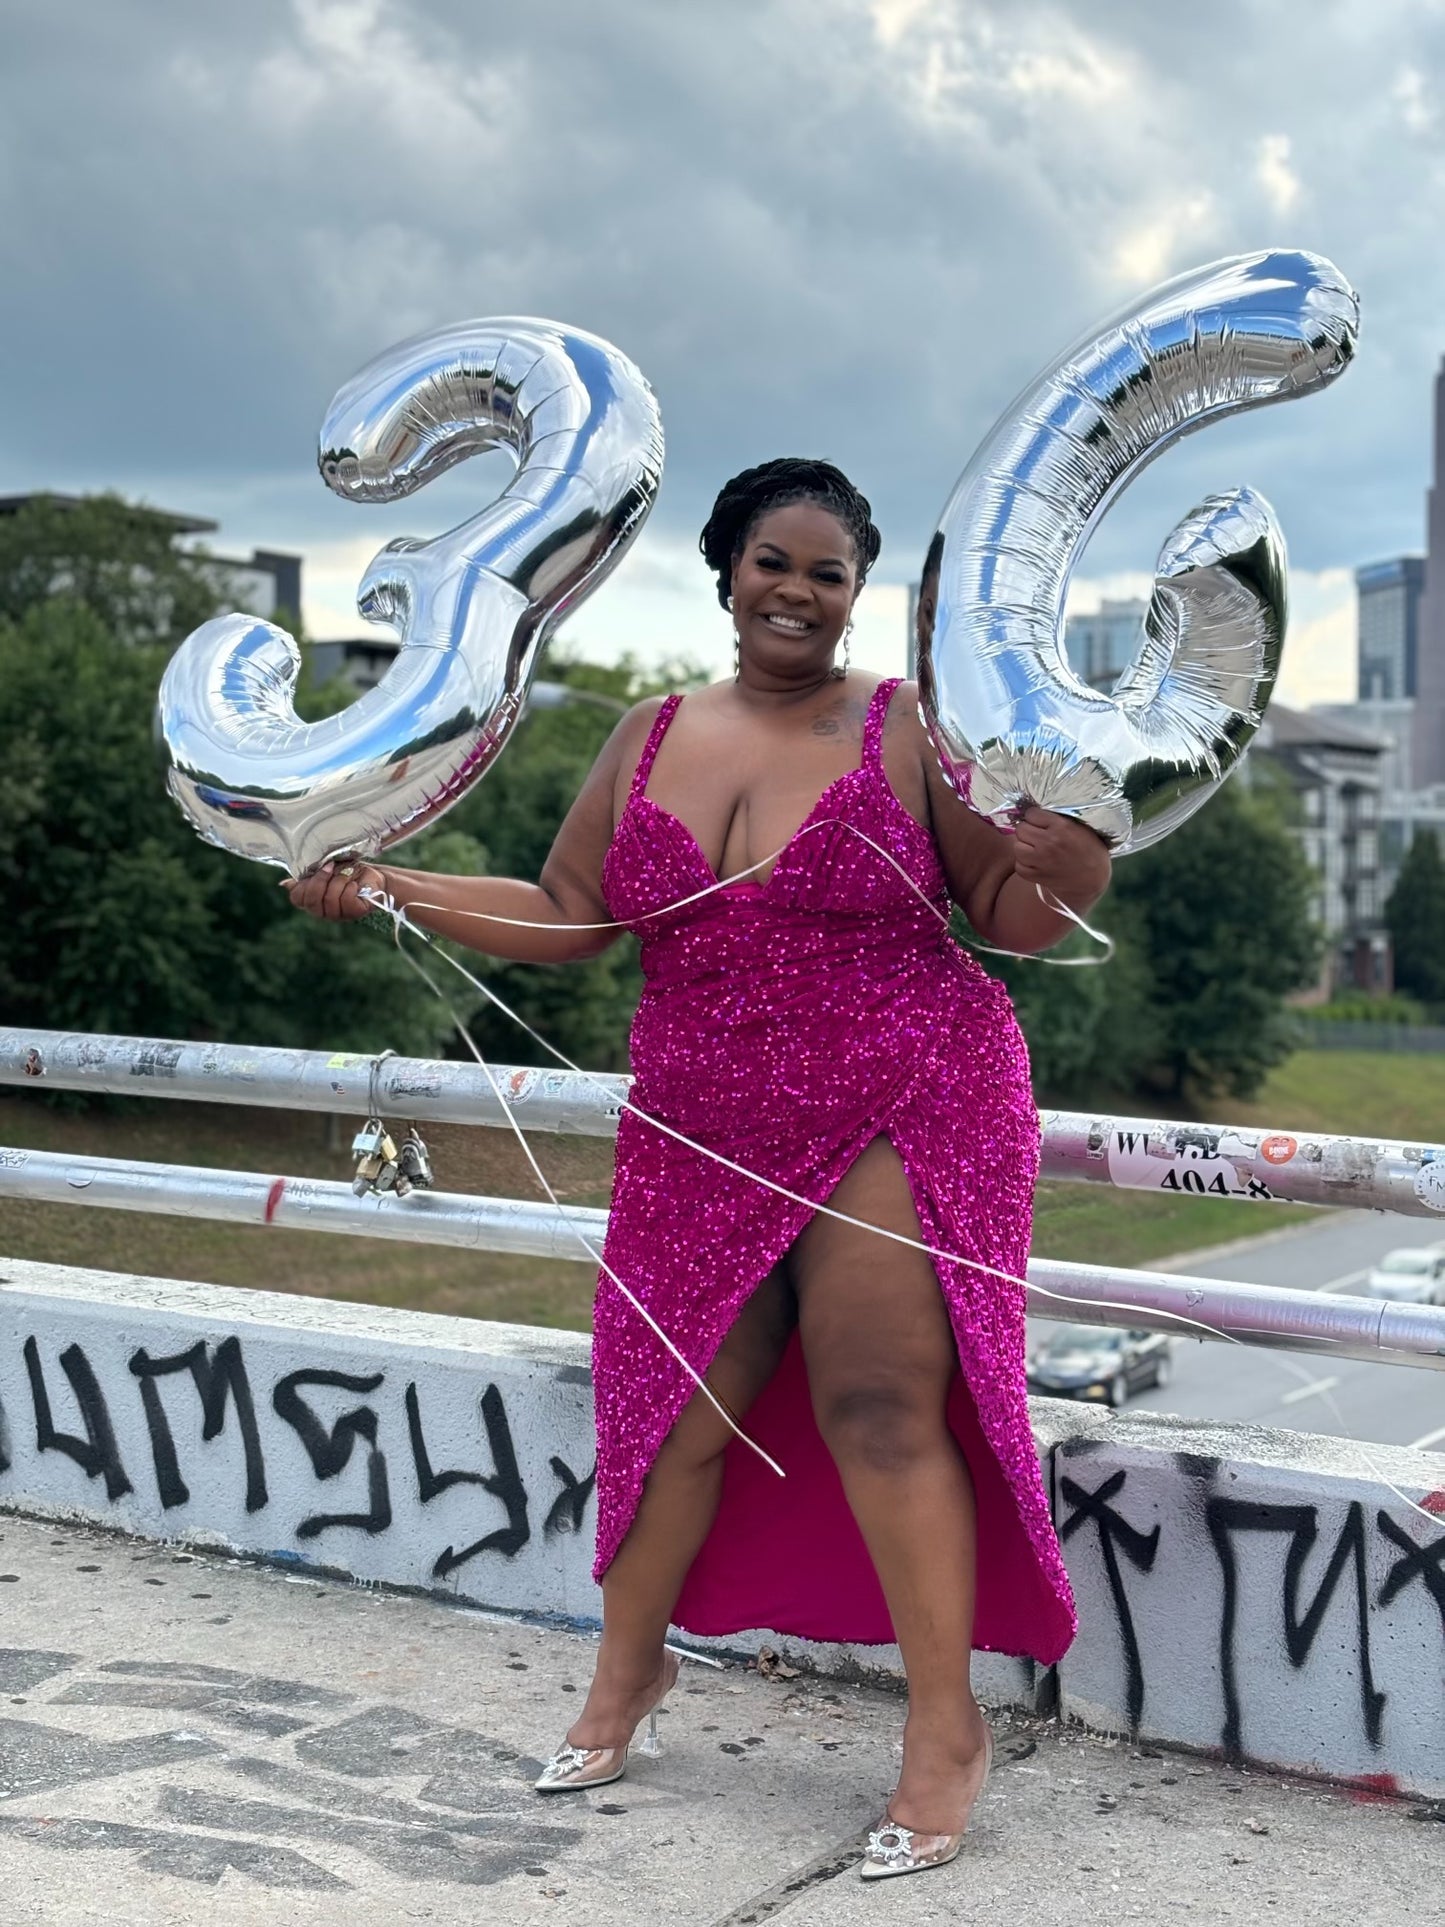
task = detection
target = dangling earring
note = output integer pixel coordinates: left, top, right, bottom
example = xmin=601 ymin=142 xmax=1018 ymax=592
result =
xmin=833 ymin=619 xmax=853 ymax=681
xmin=728 ymin=594 xmax=740 ymax=680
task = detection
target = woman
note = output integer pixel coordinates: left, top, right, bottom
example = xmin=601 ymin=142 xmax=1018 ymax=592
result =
xmin=287 ymin=458 xmax=1111 ymax=1882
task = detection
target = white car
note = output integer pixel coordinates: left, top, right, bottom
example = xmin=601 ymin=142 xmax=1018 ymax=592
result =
xmin=1365 ymin=1247 xmax=1445 ymax=1305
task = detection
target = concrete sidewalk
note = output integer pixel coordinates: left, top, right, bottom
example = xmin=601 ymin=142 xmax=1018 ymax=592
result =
xmin=0 ymin=1513 xmax=1435 ymax=1925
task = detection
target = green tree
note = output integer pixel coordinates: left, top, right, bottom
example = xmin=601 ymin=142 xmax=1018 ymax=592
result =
xmin=0 ymin=492 xmax=236 ymax=646
xmin=1385 ymin=829 xmax=1445 ymax=1007
xmin=1111 ymin=779 xmax=1321 ymax=1100
xmin=979 ymin=893 xmax=1162 ymax=1103
xmin=0 ymin=484 xmax=703 ymax=1076
xmin=0 ymin=597 xmax=468 ymax=1057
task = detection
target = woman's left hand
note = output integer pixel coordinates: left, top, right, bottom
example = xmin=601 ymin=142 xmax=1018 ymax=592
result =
xmin=1010 ymin=806 xmax=1112 ymax=907
xmin=282 ymin=859 xmax=390 ymax=922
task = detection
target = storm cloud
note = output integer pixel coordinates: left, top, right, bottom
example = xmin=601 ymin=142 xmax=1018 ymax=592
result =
xmin=2 ymin=0 xmax=1441 ymax=678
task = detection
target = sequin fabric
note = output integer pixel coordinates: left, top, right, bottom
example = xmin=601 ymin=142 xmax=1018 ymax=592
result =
xmin=594 ymin=680 xmax=1077 ymax=1663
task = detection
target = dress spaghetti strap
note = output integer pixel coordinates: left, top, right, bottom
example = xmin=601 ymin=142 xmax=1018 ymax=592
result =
xmin=630 ymin=694 xmax=684 ymax=801
xmin=863 ymin=677 xmax=902 ymax=772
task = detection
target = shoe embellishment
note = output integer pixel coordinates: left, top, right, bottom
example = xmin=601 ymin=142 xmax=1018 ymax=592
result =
xmin=866 ymin=1822 xmax=917 ymax=1868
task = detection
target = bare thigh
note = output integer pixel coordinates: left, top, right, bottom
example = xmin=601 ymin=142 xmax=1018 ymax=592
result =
xmin=790 ymin=1135 xmax=960 ymax=1464
xmin=654 ymin=1263 xmax=795 ymax=1471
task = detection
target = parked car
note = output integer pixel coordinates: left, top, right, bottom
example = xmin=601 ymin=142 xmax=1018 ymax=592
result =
xmin=1365 ymin=1247 xmax=1445 ymax=1305
xmin=1026 ymin=1326 xmax=1175 ymax=1407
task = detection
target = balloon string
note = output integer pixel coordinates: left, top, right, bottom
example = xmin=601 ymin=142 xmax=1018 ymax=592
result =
xmin=381 ymin=814 xmax=1109 ymax=966
xmin=966 ymin=886 xmax=1115 ymax=966
xmin=387 ymin=930 xmax=783 ymax=1480
xmin=360 ymin=880 xmax=1440 ymax=1530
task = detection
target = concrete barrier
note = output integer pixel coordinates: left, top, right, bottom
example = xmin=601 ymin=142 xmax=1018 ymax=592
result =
xmin=2 ymin=1257 xmax=1442 ymax=1796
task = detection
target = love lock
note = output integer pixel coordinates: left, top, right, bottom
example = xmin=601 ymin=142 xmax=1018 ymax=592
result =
xmin=397 ymin=1126 xmax=434 ymax=1192
xmin=352 ymin=1117 xmax=401 ymax=1198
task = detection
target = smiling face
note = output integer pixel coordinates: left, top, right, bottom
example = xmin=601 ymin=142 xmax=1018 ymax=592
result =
xmin=730 ymin=500 xmax=860 ymax=682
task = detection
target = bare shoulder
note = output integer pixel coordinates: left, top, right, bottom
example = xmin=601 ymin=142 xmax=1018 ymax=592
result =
xmin=590 ymin=693 xmax=664 ymax=788
xmin=883 ymin=679 xmax=925 ymax=733
xmin=874 ymin=679 xmax=933 ymax=822
xmin=807 ymin=675 xmax=886 ymax=743
xmin=882 ymin=678 xmax=932 ymax=764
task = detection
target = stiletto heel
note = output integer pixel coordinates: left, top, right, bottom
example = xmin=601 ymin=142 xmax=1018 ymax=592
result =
xmin=859 ymin=1724 xmax=993 ymax=1881
xmin=534 ymin=1650 xmax=680 ymax=1793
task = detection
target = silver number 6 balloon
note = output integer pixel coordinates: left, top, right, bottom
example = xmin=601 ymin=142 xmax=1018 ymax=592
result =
xmin=158 ymin=319 xmax=664 ymax=875
xmin=917 ymin=249 xmax=1360 ymax=852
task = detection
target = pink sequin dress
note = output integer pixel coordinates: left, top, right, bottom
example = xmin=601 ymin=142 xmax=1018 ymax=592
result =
xmin=594 ymin=678 xmax=1076 ymax=1664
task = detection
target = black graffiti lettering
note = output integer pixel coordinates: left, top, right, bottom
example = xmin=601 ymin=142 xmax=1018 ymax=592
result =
xmin=405 ymin=1383 xmax=496 ymax=1505
xmin=129 ymin=1338 xmax=268 ymax=1514
xmin=1059 ymin=1468 xmax=1160 ymax=1731
xmin=544 ymin=1456 xmax=596 ymax=1538
xmin=0 ymin=1387 xmax=11 ymax=1475
xmin=1206 ymin=1497 xmax=1385 ymax=1760
xmin=273 ymin=1370 xmax=391 ymax=1539
xmin=23 ymin=1337 xmax=132 ymax=1501
xmin=430 ymin=1387 xmax=530 ymax=1579
xmin=1376 ymin=1511 xmax=1445 ymax=1628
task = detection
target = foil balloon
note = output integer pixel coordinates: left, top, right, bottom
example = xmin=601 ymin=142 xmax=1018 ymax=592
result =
xmin=159 ymin=319 xmax=664 ymax=875
xmin=916 ymin=249 xmax=1359 ymax=851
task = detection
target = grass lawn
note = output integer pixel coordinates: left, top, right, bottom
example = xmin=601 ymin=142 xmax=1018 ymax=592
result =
xmin=1223 ymin=1049 xmax=1445 ymax=1143
xmin=1 ymin=1049 xmax=1437 ymax=1330
xmin=1029 ymin=1047 xmax=1445 ymax=1269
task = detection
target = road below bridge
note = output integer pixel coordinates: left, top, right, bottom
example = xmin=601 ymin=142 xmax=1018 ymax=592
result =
xmin=1030 ymin=1208 xmax=1445 ymax=1454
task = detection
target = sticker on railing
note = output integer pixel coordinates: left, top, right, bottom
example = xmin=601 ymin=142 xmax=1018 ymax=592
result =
xmin=1106 ymin=1128 xmax=1275 ymax=1201
xmin=1258 ymin=1134 xmax=1298 ymax=1166
xmin=1414 ymin=1157 xmax=1445 ymax=1212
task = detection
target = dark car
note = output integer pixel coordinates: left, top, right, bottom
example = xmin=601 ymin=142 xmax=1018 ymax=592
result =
xmin=1026 ymin=1325 xmax=1174 ymax=1407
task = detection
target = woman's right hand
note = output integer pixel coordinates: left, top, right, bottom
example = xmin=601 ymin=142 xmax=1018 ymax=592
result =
xmin=282 ymin=859 xmax=389 ymax=922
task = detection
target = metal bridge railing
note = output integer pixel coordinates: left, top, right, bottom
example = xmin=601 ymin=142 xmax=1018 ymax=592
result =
xmin=3 ymin=1027 xmax=1444 ymax=1370
xmin=5 ymin=1028 xmax=1444 ymax=1218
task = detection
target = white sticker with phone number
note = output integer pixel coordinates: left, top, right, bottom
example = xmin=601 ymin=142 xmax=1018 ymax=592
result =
xmin=1106 ymin=1130 xmax=1275 ymax=1201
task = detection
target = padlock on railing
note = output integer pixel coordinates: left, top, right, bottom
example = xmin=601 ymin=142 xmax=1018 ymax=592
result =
xmin=397 ymin=1127 xmax=434 ymax=1193
xmin=351 ymin=1116 xmax=432 ymax=1200
xmin=351 ymin=1117 xmax=401 ymax=1197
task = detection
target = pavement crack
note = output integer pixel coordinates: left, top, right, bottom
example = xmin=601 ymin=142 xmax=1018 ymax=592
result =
xmin=706 ymin=1829 xmax=865 ymax=1925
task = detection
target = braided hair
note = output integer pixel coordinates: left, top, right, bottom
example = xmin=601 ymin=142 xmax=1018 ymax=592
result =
xmin=699 ymin=458 xmax=882 ymax=610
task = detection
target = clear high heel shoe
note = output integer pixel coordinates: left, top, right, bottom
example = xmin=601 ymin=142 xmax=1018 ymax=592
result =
xmin=534 ymin=1649 xmax=682 ymax=1794
xmin=859 ymin=1724 xmax=993 ymax=1881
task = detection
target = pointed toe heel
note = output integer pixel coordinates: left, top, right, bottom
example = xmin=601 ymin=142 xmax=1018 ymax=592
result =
xmin=534 ymin=1652 xmax=680 ymax=1794
xmin=534 ymin=1742 xmax=629 ymax=1794
xmin=859 ymin=1724 xmax=993 ymax=1882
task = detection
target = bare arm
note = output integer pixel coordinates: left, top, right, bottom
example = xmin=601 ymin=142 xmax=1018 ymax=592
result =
xmin=283 ymin=699 xmax=665 ymax=964
xmin=895 ymin=690 xmax=1112 ymax=953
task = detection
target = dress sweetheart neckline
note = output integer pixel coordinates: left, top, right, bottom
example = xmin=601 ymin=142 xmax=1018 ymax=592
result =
xmin=626 ymin=764 xmax=936 ymax=893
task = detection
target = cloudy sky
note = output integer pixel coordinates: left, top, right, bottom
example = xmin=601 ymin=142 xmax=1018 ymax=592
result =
xmin=4 ymin=0 xmax=1444 ymax=696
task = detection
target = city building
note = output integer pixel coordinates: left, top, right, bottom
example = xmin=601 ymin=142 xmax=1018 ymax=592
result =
xmin=1251 ymin=704 xmax=1390 ymax=995
xmin=1415 ymin=360 xmax=1445 ymax=787
xmin=0 ymin=491 xmax=302 ymax=626
xmin=304 ymin=634 xmax=400 ymax=692
xmin=1312 ymin=697 xmax=1415 ymax=798
xmin=1356 ymin=555 xmax=1425 ymax=701
xmin=1063 ymin=596 xmax=1147 ymax=690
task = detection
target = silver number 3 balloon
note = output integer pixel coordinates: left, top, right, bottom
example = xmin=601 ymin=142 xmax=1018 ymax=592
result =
xmin=917 ymin=249 xmax=1360 ymax=852
xmin=158 ymin=319 xmax=664 ymax=875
